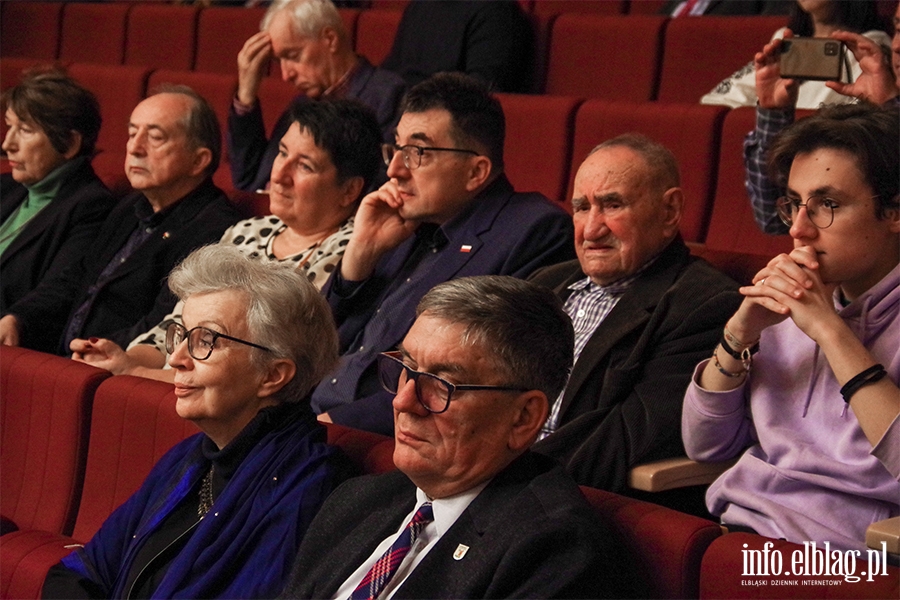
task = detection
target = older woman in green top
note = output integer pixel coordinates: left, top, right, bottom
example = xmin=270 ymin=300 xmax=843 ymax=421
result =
xmin=1 ymin=68 xmax=117 ymax=311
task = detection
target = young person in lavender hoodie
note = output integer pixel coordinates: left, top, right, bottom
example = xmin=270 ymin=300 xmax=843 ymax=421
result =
xmin=682 ymin=103 xmax=899 ymax=552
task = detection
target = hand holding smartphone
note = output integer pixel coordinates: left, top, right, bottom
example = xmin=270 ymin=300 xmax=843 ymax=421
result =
xmin=779 ymin=38 xmax=846 ymax=81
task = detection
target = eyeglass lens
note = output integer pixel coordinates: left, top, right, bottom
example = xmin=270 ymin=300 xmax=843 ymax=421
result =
xmin=778 ymin=195 xmax=834 ymax=228
xmin=378 ymin=354 xmax=448 ymax=412
xmin=165 ymin=323 xmax=216 ymax=360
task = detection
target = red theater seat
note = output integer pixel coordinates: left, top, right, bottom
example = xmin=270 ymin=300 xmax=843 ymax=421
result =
xmin=0 ymin=347 xmax=109 ymax=537
xmin=124 ymin=4 xmax=200 ymax=71
xmin=656 ymin=16 xmax=786 ymax=103
xmin=496 ymin=93 xmax=582 ymax=208
xmin=68 ymin=63 xmax=152 ymax=195
xmin=59 ymin=2 xmax=129 ymax=65
xmin=0 ymin=1 xmax=63 ymax=59
xmin=355 ymin=9 xmax=403 ymax=66
xmin=704 ymin=106 xmax=793 ymax=260
xmin=324 ymin=422 xmax=395 ymax=475
xmin=195 ymin=6 xmax=267 ymax=75
xmin=580 ymin=486 xmax=722 ymax=598
xmin=700 ymin=533 xmax=900 ymax=599
xmin=545 ymin=14 xmax=666 ymax=101
xmin=570 ymin=100 xmax=728 ymax=243
xmin=0 ymin=376 xmax=196 ymax=600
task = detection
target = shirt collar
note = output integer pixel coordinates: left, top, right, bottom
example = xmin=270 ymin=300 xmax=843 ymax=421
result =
xmin=568 ymin=251 xmax=664 ymax=295
xmin=415 ymin=481 xmax=489 ymax=537
xmin=323 ymin=55 xmax=360 ymax=98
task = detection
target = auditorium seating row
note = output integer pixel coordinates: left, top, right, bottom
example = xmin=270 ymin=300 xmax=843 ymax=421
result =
xmin=0 ymin=57 xmax=794 ymax=282
xmin=2 ymin=345 xmax=897 ymax=599
xmin=1 ymin=1 xmax=794 ymax=99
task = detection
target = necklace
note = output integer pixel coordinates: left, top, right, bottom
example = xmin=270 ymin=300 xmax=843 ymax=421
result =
xmin=198 ymin=466 xmax=214 ymax=517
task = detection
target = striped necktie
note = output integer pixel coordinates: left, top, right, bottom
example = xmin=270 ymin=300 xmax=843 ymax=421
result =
xmin=349 ymin=502 xmax=434 ymax=600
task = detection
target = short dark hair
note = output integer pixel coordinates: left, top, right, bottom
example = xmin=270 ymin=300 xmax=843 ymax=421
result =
xmin=787 ymin=1 xmax=886 ymax=37
xmin=2 ymin=67 xmax=101 ymax=158
xmin=288 ymin=98 xmax=381 ymax=199
xmin=400 ymin=72 xmax=505 ymax=171
xmin=769 ymin=103 xmax=899 ymax=218
xmin=590 ymin=133 xmax=681 ymax=193
xmin=148 ymin=84 xmax=222 ymax=177
xmin=416 ymin=276 xmax=574 ymax=401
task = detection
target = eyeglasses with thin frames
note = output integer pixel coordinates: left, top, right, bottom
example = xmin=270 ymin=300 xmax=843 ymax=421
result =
xmin=377 ymin=351 xmax=528 ymax=413
xmin=165 ymin=321 xmax=271 ymax=361
xmin=382 ymin=143 xmax=480 ymax=170
xmin=776 ymin=194 xmax=880 ymax=229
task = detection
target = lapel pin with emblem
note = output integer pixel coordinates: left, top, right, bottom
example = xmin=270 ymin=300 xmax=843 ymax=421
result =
xmin=453 ymin=544 xmax=469 ymax=560
xmin=162 ymin=232 xmax=171 ymax=240
xmin=459 ymin=245 xmax=472 ymax=253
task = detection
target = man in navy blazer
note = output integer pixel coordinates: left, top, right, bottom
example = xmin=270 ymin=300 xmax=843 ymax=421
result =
xmin=311 ymin=73 xmax=575 ymax=435
xmin=281 ymin=276 xmax=617 ymax=600
xmin=0 ymin=88 xmax=240 ymax=354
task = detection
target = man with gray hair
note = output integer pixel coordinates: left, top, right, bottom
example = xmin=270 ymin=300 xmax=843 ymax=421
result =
xmin=0 ymin=87 xmax=240 ymax=354
xmin=229 ymin=0 xmax=406 ymax=192
xmin=529 ymin=133 xmax=742 ymax=492
xmin=281 ymin=275 xmax=618 ymax=599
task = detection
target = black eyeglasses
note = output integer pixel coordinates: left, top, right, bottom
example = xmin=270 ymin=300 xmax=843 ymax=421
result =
xmin=165 ymin=321 xmax=271 ymax=361
xmin=377 ymin=351 xmax=528 ymax=413
xmin=381 ymin=143 xmax=480 ymax=170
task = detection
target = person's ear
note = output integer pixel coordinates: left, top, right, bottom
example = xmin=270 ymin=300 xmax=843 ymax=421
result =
xmin=464 ymin=155 xmax=492 ymax=193
xmin=257 ymin=358 xmax=297 ymax=399
xmin=321 ymin=26 xmax=339 ymax=53
xmin=506 ymin=390 xmax=549 ymax=452
xmin=189 ymin=147 xmax=213 ymax=178
xmin=886 ymin=201 xmax=900 ymax=234
xmin=339 ymin=175 xmax=365 ymax=208
xmin=63 ymin=131 xmax=83 ymax=160
xmin=660 ymin=186 xmax=684 ymax=236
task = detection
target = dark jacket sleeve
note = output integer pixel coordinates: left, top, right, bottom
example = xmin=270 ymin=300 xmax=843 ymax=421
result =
xmin=531 ymin=260 xmax=743 ymax=491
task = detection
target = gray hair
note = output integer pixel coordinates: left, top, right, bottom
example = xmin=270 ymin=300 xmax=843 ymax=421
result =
xmin=590 ymin=133 xmax=681 ymax=193
xmin=416 ymin=276 xmax=574 ymax=401
xmin=261 ymin=0 xmax=347 ymax=42
xmin=168 ymin=244 xmax=339 ymax=404
xmin=148 ymin=84 xmax=222 ymax=177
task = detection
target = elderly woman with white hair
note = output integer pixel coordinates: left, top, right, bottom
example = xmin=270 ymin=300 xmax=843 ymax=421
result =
xmin=42 ymin=244 xmax=349 ymax=599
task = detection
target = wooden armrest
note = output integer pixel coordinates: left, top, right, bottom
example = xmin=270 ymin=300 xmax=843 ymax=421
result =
xmin=866 ymin=516 xmax=900 ymax=555
xmin=628 ymin=456 xmax=737 ymax=492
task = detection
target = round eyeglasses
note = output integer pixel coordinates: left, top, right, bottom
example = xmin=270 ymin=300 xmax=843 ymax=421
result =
xmin=165 ymin=321 xmax=271 ymax=361
xmin=776 ymin=194 xmax=839 ymax=229
xmin=381 ymin=143 xmax=480 ymax=170
xmin=377 ymin=351 xmax=528 ymax=413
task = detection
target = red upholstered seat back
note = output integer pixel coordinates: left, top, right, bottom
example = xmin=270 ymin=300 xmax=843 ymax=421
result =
xmin=580 ymin=486 xmax=721 ymax=599
xmin=700 ymin=533 xmax=900 ymax=599
xmin=706 ymin=106 xmax=793 ymax=257
xmin=195 ymin=6 xmax=267 ymax=75
xmin=324 ymin=422 xmax=395 ymax=475
xmin=570 ymin=100 xmax=728 ymax=243
xmin=496 ymin=93 xmax=582 ymax=208
xmin=124 ymin=4 xmax=200 ymax=71
xmin=657 ymin=16 xmax=786 ymax=103
xmin=59 ymin=2 xmax=129 ymax=65
xmin=0 ymin=1 xmax=63 ymax=59
xmin=0 ymin=347 xmax=109 ymax=535
xmin=70 ymin=376 xmax=198 ymax=543
xmin=355 ymin=9 xmax=403 ymax=66
xmin=545 ymin=14 xmax=666 ymax=101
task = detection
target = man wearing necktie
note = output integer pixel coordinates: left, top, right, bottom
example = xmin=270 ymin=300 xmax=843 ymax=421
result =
xmin=280 ymin=276 xmax=618 ymax=600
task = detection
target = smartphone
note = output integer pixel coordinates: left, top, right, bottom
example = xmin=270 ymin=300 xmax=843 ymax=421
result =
xmin=779 ymin=38 xmax=845 ymax=81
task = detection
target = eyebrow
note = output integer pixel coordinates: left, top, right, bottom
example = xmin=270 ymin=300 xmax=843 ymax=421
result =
xmin=785 ymin=185 xmax=842 ymax=197
xmin=407 ymin=132 xmax=435 ymax=145
xmin=396 ymin=346 xmax=467 ymax=379
xmin=128 ymin=123 xmax=166 ymax=135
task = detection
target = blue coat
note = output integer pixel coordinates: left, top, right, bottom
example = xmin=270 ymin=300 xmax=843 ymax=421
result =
xmin=312 ymin=175 xmax=575 ymax=435
xmin=54 ymin=407 xmax=344 ymax=599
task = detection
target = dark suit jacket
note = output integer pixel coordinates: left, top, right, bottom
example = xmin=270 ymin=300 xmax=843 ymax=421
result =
xmin=312 ymin=175 xmax=575 ymax=435
xmin=0 ymin=162 xmax=117 ymax=312
xmin=280 ymin=452 xmax=619 ymax=599
xmin=227 ymin=57 xmax=406 ymax=192
xmin=530 ymin=238 xmax=742 ymax=491
xmin=7 ymin=179 xmax=240 ymax=354
xmin=660 ymin=0 xmax=782 ymax=15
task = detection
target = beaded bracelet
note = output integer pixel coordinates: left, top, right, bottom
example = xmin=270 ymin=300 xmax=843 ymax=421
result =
xmin=712 ymin=345 xmax=751 ymax=378
xmin=723 ymin=326 xmax=759 ymax=351
xmin=840 ymin=364 xmax=887 ymax=403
